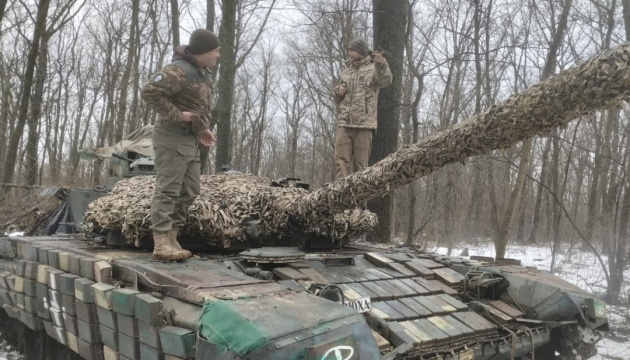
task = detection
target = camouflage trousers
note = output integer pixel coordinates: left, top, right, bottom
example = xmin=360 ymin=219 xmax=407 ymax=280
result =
xmin=334 ymin=126 xmax=373 ymax=179
xmin=151 ymin=120 xmax=201 ymax=233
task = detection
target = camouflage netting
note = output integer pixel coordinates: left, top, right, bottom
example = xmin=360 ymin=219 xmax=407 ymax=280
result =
xmin=84 ymin=174 xmax=377 ymax=247
xmin=291 ymin=43 xmax=630 ymax=219
xmin=85 ymin=43 xmax=630 ymax=247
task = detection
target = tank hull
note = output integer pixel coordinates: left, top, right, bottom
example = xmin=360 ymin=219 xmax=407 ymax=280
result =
xmin=0 ymin=235 xmax=606 ymax=360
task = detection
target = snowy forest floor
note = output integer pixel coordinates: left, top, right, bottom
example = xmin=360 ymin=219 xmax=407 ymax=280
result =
xmin=427 ymin=239 xmax=630 ymax=360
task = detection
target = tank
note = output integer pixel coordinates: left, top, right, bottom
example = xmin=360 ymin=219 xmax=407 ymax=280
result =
xmin=0 ymin=233 xmax=609 ymax=360
xmin=0 ymin=41 xmax=628 ymax=360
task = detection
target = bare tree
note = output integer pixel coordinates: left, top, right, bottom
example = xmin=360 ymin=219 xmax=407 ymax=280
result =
xmin=368 ymin=0 xmax=408 ymax=243
xmin=214 ymin=0 xmax=277 ymax=172
xmin=199 ymin=0 xmax=215 ymax=174
xmin=0 ymin=0 xmax=9 ymax=28
xmin=0 ymin=53 xmax=17 ymax=182
xmin=206 ymin=0 xmax=214 ymax=31
xmin=23 ymin=0 xmax=85 ymax=185
xmin=277 ymin=58 xmax=309 ymax=178
xmin=214 ymin=0 xmax=237 ymax=172
xmin=170 ymin=0 xmax=180 ymax=48
xmin=493 ymin=0 xmax=573 ymax=260
xmin=114 ymin=0 xmax=139 ymax=141
xmin=2 ymin=0 xmax=51 ymax=190
xmin=602 ymin=0 xmax=629 ymax=304
xmin=402 ymin=0 xmax=435 ymax=245
xmin=248 ymin=45 xmax=275 ymax=175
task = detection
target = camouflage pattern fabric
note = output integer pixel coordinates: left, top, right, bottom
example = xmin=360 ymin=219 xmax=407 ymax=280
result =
xmin=334 ymin=57 xmax=392 ymax=129
xmin=142 ymin=57 xmax=213 ymax=233
xmin=142 ymin=59 xmax=213 ymax=137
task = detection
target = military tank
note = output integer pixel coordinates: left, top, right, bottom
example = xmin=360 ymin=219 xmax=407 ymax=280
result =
xmin=0 ymin=233 xmax=609 ymax=360
xmin=0 ymin=42 xmax=628 ymax=360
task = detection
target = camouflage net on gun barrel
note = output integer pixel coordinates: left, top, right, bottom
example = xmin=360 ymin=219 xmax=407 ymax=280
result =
xmin=85 ymin=43 xmax=630 ymax=247
xmin=291 ymin=43 xmax=630 ymax=220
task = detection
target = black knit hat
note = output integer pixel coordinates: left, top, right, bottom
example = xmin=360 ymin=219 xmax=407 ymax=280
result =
xmin=188 ymin=29 xmax=220 ymax=55
xmin=348 ymin=37 xmax=371 ymax=57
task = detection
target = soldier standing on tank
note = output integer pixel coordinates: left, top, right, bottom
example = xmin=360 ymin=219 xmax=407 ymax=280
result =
xmin=333 ymin=37 xmax=392 ymax=179
xmin=142 ymin=29 xmax=220 ymax=261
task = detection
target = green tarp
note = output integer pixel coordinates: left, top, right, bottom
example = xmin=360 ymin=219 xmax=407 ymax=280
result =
xmin=199 ymin=300 xmax=268 ymax=356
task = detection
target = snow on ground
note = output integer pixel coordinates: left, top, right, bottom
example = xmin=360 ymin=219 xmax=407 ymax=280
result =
xmin=3 ymin=232 xmax=23 ymax=237
xmin=0 ymin=339 xmax=23 ymax=360
xmin=431 ymin=241 xmax=630 ymax=359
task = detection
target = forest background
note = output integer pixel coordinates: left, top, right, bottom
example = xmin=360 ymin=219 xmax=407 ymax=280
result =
xmin=1 ymin=0 xmax=630 ymax=305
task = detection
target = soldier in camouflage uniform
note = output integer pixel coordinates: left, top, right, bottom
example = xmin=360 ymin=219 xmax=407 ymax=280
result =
xmin=333 ymin=37 xmax=392 ymax=179
xmin=142 ymin=29 xmax=220 ymax=261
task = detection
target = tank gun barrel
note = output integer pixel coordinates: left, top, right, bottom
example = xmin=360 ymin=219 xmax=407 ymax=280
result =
xmin=290 ymin=43 xmax=630 ymax=220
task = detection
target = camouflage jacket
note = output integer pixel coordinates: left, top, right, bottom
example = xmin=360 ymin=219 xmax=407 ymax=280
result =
xmin=142 ymin=48 xmax=213 ymax=137
xmin=334 ymin=56 xmax=392 ymax=130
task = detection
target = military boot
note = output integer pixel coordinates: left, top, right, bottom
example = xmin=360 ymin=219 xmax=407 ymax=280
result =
xmin=167 ymin=227 xmax=182 ymax=249
xmin=167 ymin=227 xmax=192 ymax=257
xmin=152 ymin=231 xmax=192 ymax=261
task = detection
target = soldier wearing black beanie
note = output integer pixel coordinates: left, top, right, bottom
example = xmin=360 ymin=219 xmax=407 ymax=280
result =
xmin=188 ymin=29 xmax=220 ymax=55
xmin=142 ymin=29 xmax=220 ymax=261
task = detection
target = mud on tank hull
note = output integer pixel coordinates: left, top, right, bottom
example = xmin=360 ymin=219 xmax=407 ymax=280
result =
xmin=0 ymin=235 xmax=607 ymax=360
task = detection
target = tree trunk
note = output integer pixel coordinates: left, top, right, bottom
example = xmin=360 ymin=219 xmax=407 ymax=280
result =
xmin=468 ymin=0 xmax=493 ymax=236
xmin=2 ymin=0 xmax=51 ymax=190
xmin=369 ymin=0 xmax=408 ymax=243
xmin=52 ymin=81 xmax=68 ymax=183
xmin=550 ymin=119 xmax=580 ymax=271
xmin=402 ymin=5 xmax=425 ymax=246
xmin=26 ymin=43 xmax=48 ymax=184
xmin=170 ymin=0 xmax=180 ymax=48
xmin=549 ymin=133 xmax=561 ymax=269
xmin=214 ymin=0 xmax=237 ymax=172
xmin=494 ymin=140 xmax=532 ymax=258
xmin=199 ymin=0 xmax=216 ymax=174
xmin=607 ymin=0 xmax=630 ymax=306
xmin=114 ymin=0 xmax=139 ymax=141
xmin=0 ymin=0 xmax=7 ymax=30
xmin=0 ymin=61 xmax=14 ymax=182
xmin=404 ymin=74 xmax=423 ymax=246
xmin=610 ymin=169 xmax=630 ymax=304
xmin=493 ymin=0 xmax=573 ymax=259
xmin=528 ymin=138 xmax=551 ymax=243
xmin=207 ymin=0 xmax=215 ymax=31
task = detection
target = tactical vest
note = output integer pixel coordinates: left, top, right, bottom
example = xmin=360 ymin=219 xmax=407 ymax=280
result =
xmin=172 ymin=59 xmax=212 ymax=86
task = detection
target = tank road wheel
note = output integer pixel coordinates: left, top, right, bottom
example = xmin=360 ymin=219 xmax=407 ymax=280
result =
xmin=536 ymin=325 xmax=599 ymax=360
